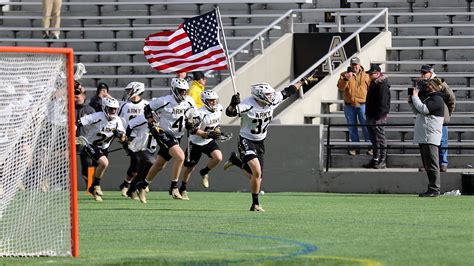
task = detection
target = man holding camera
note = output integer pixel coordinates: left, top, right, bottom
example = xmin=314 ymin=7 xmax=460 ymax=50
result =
xmin=337 ymin=57 xmax=371 ymax=155
xmin=417 ymin=65 xmax=456 ymax=172
xmin=409 ymin=79 xmax=445 ymax=197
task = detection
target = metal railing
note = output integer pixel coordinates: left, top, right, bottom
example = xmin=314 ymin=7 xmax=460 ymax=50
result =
xmin=325 ymin=123 xmax=474 ymax=172
xmin=207 ymin=8 xmax=389 ymax=84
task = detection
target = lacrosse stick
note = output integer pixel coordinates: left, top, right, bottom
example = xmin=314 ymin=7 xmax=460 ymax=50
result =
xmin=184 ymin=107 xmax=196 ymax=163
xmin=217 ymin=132 xmax=233 ymax=142
xmin=74 ymin=63 xmax=87 ymax=81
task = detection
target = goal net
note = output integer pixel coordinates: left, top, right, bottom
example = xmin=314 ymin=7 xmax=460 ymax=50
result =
xmin=0 ymin=47 xmax=78 ymax=257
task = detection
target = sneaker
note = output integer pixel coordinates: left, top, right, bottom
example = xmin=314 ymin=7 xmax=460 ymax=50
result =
xmin=374 ymin=161 xmax=386 ymax=169
xmin=50 ymin=34 xmax=59 ymax=39
xmin=95 ymin=185 xmax=104 ymax=196
xmin=169 ymin=188 xmax=183 ymax=200
xmin=201 ymin=174 xmax=209 ymax=188
xmin=250 ymin=204 xmax=265 ymax=212
xmin=366 ymin=149 xmax=373 ymax=156
xmin=418 ymin=167 xmax=425 ymax=172
xmin=138 ymin=188 xmax=147 ymax=203
xmin=440 ymin=165 xmax=448 ymax=172
xmin=88 ymin=185 xmax=103 ymax=202
xmin=348 ymin=149 xmax=357 ymax=156
xmin=363 ymin=159 xmax=378 ymax=169
xmin=418 ymin=191 xmax=440 ymax=197
xmin=180 ymin=190 xmax=190 ymax=200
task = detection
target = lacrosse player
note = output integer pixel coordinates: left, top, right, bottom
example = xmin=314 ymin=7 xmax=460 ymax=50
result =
xmin=224 ymin=76 xmax=316 ymax=211
xmin=133 ymin=78 xmax=196 ymax=204
xmin=117 ymin=82 xmax=148 ymax=196
xmin=76 ymin=97 xmax=126 ymax=201
xmin=177 ymin=90 xmax=226 ymax=200
xmin=123 ymin=112 xmax=158 ymax=200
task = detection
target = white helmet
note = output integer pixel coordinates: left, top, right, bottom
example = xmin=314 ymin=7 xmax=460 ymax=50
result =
xmin=250 ymin=83 xmax=275 ymax=106
xmin=170 ymin=78 xmax=189 ymax=102
xmin=201 ymin=90 xmax=219 ymax=112
xmin=102 ymin=97 xmax=120 ymax=120
xmin=124 ymin=81 xmax=145 ymax=101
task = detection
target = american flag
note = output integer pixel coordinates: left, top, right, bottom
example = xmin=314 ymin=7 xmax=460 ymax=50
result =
xmin=143 ymin=10 xmax=228 ymax=73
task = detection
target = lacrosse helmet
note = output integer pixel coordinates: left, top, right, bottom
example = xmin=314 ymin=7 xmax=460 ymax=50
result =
xmin=102 ymin=97 xmax=120 ymax=120
xmin=124 ymin=81 xmax=145 ymax=101
xmin=201 ymin=90 xmax=219 ymax=112
xmin=250 ymin=83 xmax=275 ymax=106
xmin=170 ymin=78 xmax=189 ymax=102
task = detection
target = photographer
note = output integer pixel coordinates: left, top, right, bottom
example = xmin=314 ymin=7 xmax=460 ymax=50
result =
xmin=417 ymin=65 xmax=456 ymax=172
xmin=408 ymin=79 xmax=445 ymax=197
xmin=337 ymin=57 xmax=371 ymax=156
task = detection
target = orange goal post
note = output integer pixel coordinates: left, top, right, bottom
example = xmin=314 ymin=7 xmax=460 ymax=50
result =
xmin=0 ymin=46 xmax=78 ymax=257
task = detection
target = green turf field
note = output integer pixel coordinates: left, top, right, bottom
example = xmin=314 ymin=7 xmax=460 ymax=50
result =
xmin=3 ymin=192 xmax=473 ymax=265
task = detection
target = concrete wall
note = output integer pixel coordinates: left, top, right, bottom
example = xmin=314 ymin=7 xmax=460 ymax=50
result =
xmin=77 ymin=124 xmax=465 ymax=194
xmin=275 ymin=31 xmax=392 ymax=124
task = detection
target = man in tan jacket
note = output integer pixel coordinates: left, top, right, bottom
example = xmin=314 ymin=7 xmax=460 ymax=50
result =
xmin=337 ymin=57 xmax=371 ymax=155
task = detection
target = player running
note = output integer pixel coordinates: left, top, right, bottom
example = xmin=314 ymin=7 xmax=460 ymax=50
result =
xmin=132 ymin=78 xmax=196 ymax=203
xmin=224 ymin=76 xmax=315 ymax=211
xmin=177 ymin=90 xmax=224 ymax=200
xmin=76 ymin=97 xmax=126 ymax=201
xmin=117 ymin=82 xmax=148 ymax=196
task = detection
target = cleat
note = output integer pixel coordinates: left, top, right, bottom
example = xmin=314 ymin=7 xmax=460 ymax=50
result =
xmin=224 ymin=152 xmax=240 ymax=171
xmin=41 ymin=179 xmax=49 ymax=192
xmin=250 ymin=204 xmax=265 ymax=212
xmin=144 ymin=186 xmax=150 ymax=193
xmin=89 ymin=186 xmax=103 ymax=202
xmin=170 ymin=188 xmax=183 ymax=200
xmin=95 ymin=185 xmax=104 ymax=196
xmin=120 ymin=187 xmax=128 ymax=197
xmin=180 ymin=190 xmax=190 ymax=200
xmin=119 ymin=182 xmax=130 ymax=197
xmin=201 ymin=174 xmax=209 ymax=188
xmin=129 ymin=191 xmax=139 ymax=201
xmin=138 ymin=189 xmax=147 ymax=203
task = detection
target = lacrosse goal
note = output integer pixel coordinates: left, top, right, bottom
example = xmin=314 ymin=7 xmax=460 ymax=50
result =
xmin=0 ymin=47 xmax=78 ymax=257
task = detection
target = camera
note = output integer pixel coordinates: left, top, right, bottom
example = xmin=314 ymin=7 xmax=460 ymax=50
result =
xmin=415 ymin=79 xmax=428 ymax=92
xmin=407 ymin=87 xmax=414 ymax=96
xmin=346 ymin=66 xmax=352 ymax=73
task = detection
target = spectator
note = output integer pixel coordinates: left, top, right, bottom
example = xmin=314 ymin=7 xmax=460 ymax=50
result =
xmin=337 ymin=57 xmax=371 ymax=155
xmin=418 ymin=65 xmax=455 ymax=172
xmin=409 ymin=79 xmax=445 ymax=197
xmin=74 ymin=81 xmax=96 ymax=185
xmin=89 ymin=82 xmax=110 ymax=112
xmin=42 ymin=0 xmax=62 ymax=39
xmin=188 ymin=71 xmax=207 ymax=108
xmin=363 ymin=64 xmax=391 ymax=169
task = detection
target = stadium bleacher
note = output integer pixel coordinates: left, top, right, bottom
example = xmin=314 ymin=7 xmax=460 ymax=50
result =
xmin=1 ymin=0 xmax=472 ymax=174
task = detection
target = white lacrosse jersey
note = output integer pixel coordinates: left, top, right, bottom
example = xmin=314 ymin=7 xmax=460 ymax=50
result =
xmin=127 ymin=114 xmax=157 ymax=153
xmin=118 ymin=99 xmax=149 ymax=127
xmin=236 ymin=92 xmax=284 ymax=141
xmin=190 ymin=104 xmax=224 ymax=146
xmin=148 ymin=95 xmax=196 ymax=138
xmin=80 ymin=112 xmax=125 ymax=150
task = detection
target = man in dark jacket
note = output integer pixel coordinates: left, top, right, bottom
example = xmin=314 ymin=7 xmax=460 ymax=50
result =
xmin=74 ymin=81 xmax=96 ymax=184
xmin=363 ymin=64 xmax=391 ymax=169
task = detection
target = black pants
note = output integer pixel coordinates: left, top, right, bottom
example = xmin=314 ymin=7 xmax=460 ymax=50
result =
xmin=366 ymin=116 xmax=387 ymax=161
xmin=419 ymin=144 xmax=441 ymax=192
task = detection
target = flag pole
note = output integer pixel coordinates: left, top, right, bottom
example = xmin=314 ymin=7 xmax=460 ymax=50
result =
xmin=216 ymin=7 xmax=238 ymax=94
